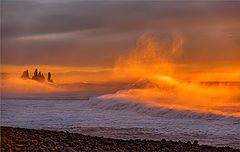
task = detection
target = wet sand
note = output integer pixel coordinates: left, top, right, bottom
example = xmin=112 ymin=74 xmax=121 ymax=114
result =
xmin=1 ymin=126 xmax=239 ymax=152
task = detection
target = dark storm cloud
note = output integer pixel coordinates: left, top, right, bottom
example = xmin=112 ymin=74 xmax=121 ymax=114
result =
xmin=3 ymin=0 xmax=240 ymax=38
xmin=1 ymin=0 xmax=240 ymax=66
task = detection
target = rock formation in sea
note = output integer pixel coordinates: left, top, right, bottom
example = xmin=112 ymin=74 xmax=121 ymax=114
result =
xmin=32 ymin=69 xmax=38 ymax=80
xmin=48 ymin=72 xmax=53 ymax=83
xmin=21 ymin=68 xmax=53 ymax=83
xmin=21 ymin=70 xmax=30 ymax=79
xmin=32 ymin=69 xmax=45 ymax=82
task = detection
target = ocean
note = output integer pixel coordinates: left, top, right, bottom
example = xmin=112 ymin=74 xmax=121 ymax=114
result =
xmin=1 ymin=87 xmax=240 ymax=149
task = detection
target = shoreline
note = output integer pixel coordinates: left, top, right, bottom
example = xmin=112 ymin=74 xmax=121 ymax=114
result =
xmin=1 ymin=126 xmax=239 ymax=152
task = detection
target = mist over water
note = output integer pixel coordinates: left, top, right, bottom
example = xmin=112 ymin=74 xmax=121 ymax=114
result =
xmin=1 ymin=32 xmax=240 ymax=149
xmin=99 ymin=78 xmax=240 ymax=117
xmin=2 ymin=32 xmax=240 ymax=117
xmin=109 ymin=32 xmax=240 ymax=117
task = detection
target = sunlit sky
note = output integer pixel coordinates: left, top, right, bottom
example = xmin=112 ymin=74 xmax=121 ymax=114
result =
xmin=1 ymin=0 xmax=240 ymax=73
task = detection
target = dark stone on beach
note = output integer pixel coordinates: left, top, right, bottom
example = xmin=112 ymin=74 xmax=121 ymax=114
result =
xmin=1 ymin=126 xmax=239 ymax=152
xmin=194 ymin=140 xmax=199 ymax=146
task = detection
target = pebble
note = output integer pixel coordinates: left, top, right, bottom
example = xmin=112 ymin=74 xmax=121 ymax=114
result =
xmin=1 ymin=126 xmax=239 ymax=152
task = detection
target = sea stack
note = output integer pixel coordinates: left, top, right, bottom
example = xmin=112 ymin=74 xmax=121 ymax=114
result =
xmin=48 ymin=72 xmax=53 ymax=83
xmin=21 ymin=68 xmax=53 ymax=83
xmin=21 ymin=70 xmax=30 ymax=79
xmin=32 ymin=69 xmax=45 ymax=82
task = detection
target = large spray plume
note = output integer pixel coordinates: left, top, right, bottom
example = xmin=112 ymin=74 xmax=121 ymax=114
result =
xmin=101 ymin=32 xmax=240 ymax=117
xmin=114 ymin=32 xmax=183 ymax=79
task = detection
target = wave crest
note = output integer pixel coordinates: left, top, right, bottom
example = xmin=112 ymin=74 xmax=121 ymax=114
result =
xmin=87 ymin=97 xmax=239 ymax=121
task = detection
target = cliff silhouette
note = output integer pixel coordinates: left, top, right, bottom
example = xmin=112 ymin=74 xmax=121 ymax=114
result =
xmin=21 ymin=68 xmax=53 ymax=83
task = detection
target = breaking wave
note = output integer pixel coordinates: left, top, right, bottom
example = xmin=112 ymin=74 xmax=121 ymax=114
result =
xmin=86 ymin=96 xmax=240 ymax=122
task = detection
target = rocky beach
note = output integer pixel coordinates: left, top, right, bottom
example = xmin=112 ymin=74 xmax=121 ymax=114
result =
xmin=1 ymin=126 xmax=239 ymax=152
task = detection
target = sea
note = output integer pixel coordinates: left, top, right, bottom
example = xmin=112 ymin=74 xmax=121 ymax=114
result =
xmin=1 ymin=81 xmax=240 ymax=149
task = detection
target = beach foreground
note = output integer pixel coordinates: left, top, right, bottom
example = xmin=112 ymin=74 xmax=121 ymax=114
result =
xmin=1 ymin=126 xmax=239 ymax=152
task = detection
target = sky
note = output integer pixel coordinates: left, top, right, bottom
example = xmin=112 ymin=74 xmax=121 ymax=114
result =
xmin=1 ymin=0 xmax=240 ymax=71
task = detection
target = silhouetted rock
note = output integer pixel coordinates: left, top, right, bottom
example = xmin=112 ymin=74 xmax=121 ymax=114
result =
xmin=21 ymin=70 xmax=30 ymax=79
xmin=32 ymin=69 xmax=45 ymax=82
xmin=32 ymin=69 xmax=38 ymax=80
xmin=21 ymin=68 xmax=53 ymax=83
xmin=48 ymin=72 xmax=53 ymax=83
